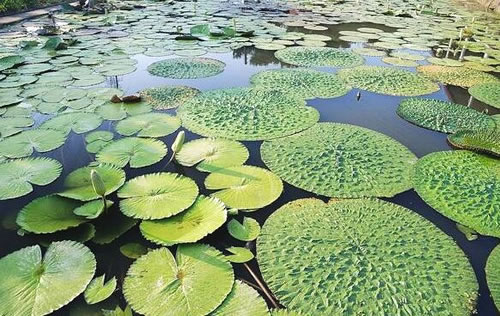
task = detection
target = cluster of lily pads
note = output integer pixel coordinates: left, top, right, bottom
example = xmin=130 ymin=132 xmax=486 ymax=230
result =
xmin=0 ymin=0 xmax=499 ymax=314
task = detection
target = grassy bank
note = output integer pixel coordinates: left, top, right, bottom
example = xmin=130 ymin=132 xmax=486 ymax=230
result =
xmin=0 ymin=0 xmax=64 ymax=15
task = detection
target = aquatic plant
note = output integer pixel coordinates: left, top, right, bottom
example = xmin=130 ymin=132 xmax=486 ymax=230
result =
xmin=448 ymin=129 xmax=500 ymax=157
xmin=0 ymin=128 xmax=66 ymax=158
xmin=413 ymin=150 xmax=499 ymax=238
xmin=486 ymin=245 xmax=500 ymax=310
xmin=115 ymin=113 xmax=181 ymax=138
xmin=96 ymin=137 xmax=167 ymax=168
xmin=274 ymin=47 xmax=364 ymax=67
xmin=147 ymin=57 xmax=225 ymax=79
xmin=261 ymin=123 xmax=417 ymax=198
xmin=84 ymin=274 xmax=117 ymax=305
xmin=338 ymin=65 xmax=439 ymax=96
xmin=212 ymin=281 xmax=269 ymax=316
xmin=250 ymin=68 xmax=351 ymax=100
xmin=468 ymin=82 xmax=500 ymax=109
xmin=177 ymin=88 xmax=319 ymax=140
xmin=227 ymin=217 xmax=261 ymax=241
xmin=257 ymin=198 xmax=478 ymax=315
xmin=417 ymin=64 xmax=499 ymax=87
xmin=140 ymin=85 xmax=200 ymax=110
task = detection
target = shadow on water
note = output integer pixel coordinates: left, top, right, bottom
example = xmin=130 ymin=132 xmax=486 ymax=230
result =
xmin=0 ymin=21 xmax=498 ymax=315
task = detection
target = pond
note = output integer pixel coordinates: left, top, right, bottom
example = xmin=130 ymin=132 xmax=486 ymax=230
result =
xmin=0 ymin=0 xmax=499 ymax=315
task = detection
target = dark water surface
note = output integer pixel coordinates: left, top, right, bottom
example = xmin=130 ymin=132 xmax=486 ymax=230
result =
xmin=0 ymin=22 xmax=499 ymax=315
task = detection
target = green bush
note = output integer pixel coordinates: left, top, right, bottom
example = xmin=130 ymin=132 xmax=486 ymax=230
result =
xmin=0 ymin=0 xmax=60 ymax=13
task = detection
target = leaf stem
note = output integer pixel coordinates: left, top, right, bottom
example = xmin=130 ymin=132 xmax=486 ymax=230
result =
xmin=243 ymin=262 xmax=279 ymax=308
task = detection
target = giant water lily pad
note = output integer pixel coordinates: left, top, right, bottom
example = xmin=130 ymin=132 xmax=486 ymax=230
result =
xmin=140 ymin=195 xmax=226 ymax=246
xmin=0 ymin=241 xmax=96 ymax=316
xmin=96 ymin=101 xmax=152 ymax=121
xmin=140 ymin=86 xmax=200 ymax=110
xmin=250 ymin=68 xmax=351 ymax=100
xmin=16 ymin=195 xmax=87 ymax=234
xmin=417 ymin=65 xmax=499 ymax=87
xmin=486 ymin=245 xmax=500 ymax=310
xmin=413 ymin=150 xmax=500 ymax=238
xmin=447 ymin=129 xmax=500 ymax=157
xmin=176 ymin=138 xmax=249 ymax=172
xmin=0 ymin=157 xmax=62 ymax=200
xmin=468 ymin=82 xmax=500 ymax=109
xmin=338 ymin=65 xmax=439 ymax=96
xmin=257 ymin=198 xmax=478 ymax=315
xmin=274 ymin=47 xmax=363 ymax=67
xmin=59 ymin=165 xmax=126 ymax=201
xmin=261 ymin=123 xmax=417 ymax=198
xmin=115 ymin=113 xmax=181 ymax=138
xmin=147 ymin=57 xmax=225 ymax=79
xmin=177 ymin=88 xmax=319 ymax=140
xmin=212 ymin=281 xmax=269 ymax=316
xmin=0 ymin=128 xmax=66 ymax=158
xmin=118 ymin=172 xmax=198 ymax=220
xmin=0 ymin=117 xmax=34 ymax=138
xmin=96 ymin=137 xmax=167 ymax=168
xmin=397 ymin=98 xmax=495 ymax=133
xmin=205 ymin=165 xmax=283 ymax=209
xmin=40 ymin=112 xmax=103 ymax=135
xmin=123 ymin=244 xmax=234 ymax=316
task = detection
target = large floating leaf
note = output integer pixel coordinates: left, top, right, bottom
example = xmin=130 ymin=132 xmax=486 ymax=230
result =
xmin=274 ymin=47 xmax=363 ymax=67
xmin=0 ymin=157 xmax=62 ymax=200
xmin=211 ymin=281 xmax=269 ymax=316
xmin=486 ymin=245 xmax=500 ymax=310
xmin=448 ymin=129 xmax=500 ymax=157
xmin=118 ymin=172 xmax=198 ymax=220
xmin=0 ymin=241 xmax=96 ymax=316
xmin=120 ymin=243 xmax=148 ymax=259
xmin=16 ymin=195 xmax=87 ymax=234
xmin=176 ymin=138 xmax=249 ymax=172
xmin=123 ymin=244 xmax=234 ymax=316
xmin=205 ymin=165 xmax=283 ymax=209
xmin=227 ymin=217 xmax=261 ymax=241
xmin=177 ymin=88 xmax=319 ymax=140
xmin=96 ymin=101 xmax=152 ymax=121
xmin=261 ymin=123 xmax=417 ymax=198
xmin=59 ymin=165 xmax=126 ymax=201
xmin=397 ymin=98 xmax=495 ymax=133
xmin=140 ymin=195 xmax=226 ymax=246
xmin=413 ymin=150 xmax=500 ymax=237
xmin=115 ymin=113 xmax=181 ymax=137
xmin=96 ymin=137 xmax=167 ymax=168
xmin=0 ymin=128 xmax=66 ymax=158
xmin=338 ymin=65 xmax=439 ymax=96
xmin=257 ymin=198 xmax=478 ymax=315
xmin=417 ymin=65 xmax=499 ymax=87
xmin=84 ymin=275 xmax=117 ymax=305
xmin=140 ymin=85 xmax=200 ymax=110
xmin=147 ymin=57 xmax=225 ymax=79
xmin=250 ymin=68 xmax=351 ymax=100
xmin=0 ymin=117 xmax=33 ymax=138
xmin=40 ymin=112 xmax=103 ymax=135
xmin=468 ymin=82 xmax=500 ymax=109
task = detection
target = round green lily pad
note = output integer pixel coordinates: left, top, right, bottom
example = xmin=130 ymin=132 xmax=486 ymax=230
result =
xmin=448 ymin=129 xmax=500 ymax=157
xmin=16 ymin=195 xmax=87 ymax=233
xmin=274 ymin=47 xmax=364 ymax=67
xmin=147 ymin=57 xmax=225 ymax=79
xmin=58 ymin=164 xmax=126 ymax=201
xmin=96 ymin=101 xmax=152 ymax=121
xmin=338 ymin=65 xmax=439 ymax=96
xmin=257 ymin=198 xmax=478 ymax=315
xmin=417 ymin=65 xmax=499 ymax=87
xmin=486 ymin=245 xmax=500 ymax=310
xmin=468 ymin=82 xmax=500 ymax=109
xmin=123 ymin=244 xmax=234 ymax=316
xmin=414 ymin=150 xmax=499 ymax=237
xmin=397 ymin=98 xmax=495 ymax=133
xmin=250 ymin=68 xmax=351 ymax=100
xmin=140 ymin=195 xmax=226 ymax=246
xmin=115 ymin=113 xmax=181 ymax=138
xmin=212 ymin=281 xmax=269 ymax=316
xmin=261 ymin=123 xmax=417 ymax=198
xmin=84 ymin=275 xmax=117 ymax=305
xmin=0 ymin=128 xmax=66 ymax=158
xmin=96 ymin=137 xmax=167 ymax=168
xmin=205 ymin=165 xmax=283 ymax=210
xmin=0 ymin=157 xmax=62 ymax=200
xmin=140 ymin=85 xmax=200 ymax=110
xmin=177 ymin=88 xmax=319 ymax=140
xmin=118 ymin=172 xmax=198 ymax=220
xmin=176 ymin=138 xmax=249 ymax=172
xmin=382 ymin=57 xmax=419 ymax=67
xmin=40 ymin=112 xmax=103 ymax=135
xmin=227 ymin=217 xmax=261 ymax=241
xmin=0 ymin=241 xmax=96 ymax=316
xmin=224 ymin=247 xmax=254 ymax=263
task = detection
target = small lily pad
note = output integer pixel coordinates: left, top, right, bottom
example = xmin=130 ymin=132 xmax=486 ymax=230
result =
xmin=224 ymin=247 xmax=254 ymax=263
xmin=120 ymin=243 xmax=148 ymax=259
xmin=227 ymin=217 xmax=261 ymax=241
xmin=96 ymin=137 xmax=167 ymax=168
xmin=0 ymin=128 xmax=66 ymax=158
xmin=140 ymin=195 xmax=226 ymax=246
xmin=115 ymin=113 xmax=181 ymax=138
xmin=84 ymin=275 xmax=117 ymax=305
xmin=40 ymin=112 xmax=103 ymax=135
xmin=118 ymin=172 xmax=199 ymax=220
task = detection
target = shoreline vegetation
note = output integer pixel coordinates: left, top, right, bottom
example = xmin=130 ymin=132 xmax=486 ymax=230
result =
xmin=0 ymin=0 xmax=72 ymax=16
